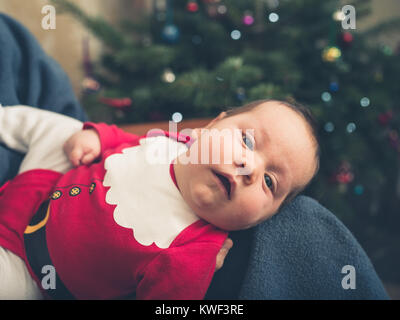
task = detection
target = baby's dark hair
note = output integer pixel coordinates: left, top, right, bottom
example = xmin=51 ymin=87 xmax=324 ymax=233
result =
xmin=224 ymin=98 xmax=320 ymax=210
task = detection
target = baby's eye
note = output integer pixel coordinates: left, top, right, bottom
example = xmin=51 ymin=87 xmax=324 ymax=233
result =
xmin=264 ymin=174 xmax=273 ymax=190
xmin=242 ymin=133 xmax=254 ymax=150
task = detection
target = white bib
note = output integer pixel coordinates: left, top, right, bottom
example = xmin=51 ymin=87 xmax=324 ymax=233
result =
xmin=103 ymin=136 xmax=199 ymax=249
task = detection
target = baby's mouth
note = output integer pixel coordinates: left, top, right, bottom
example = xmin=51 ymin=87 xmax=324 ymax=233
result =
xmin=213 ymin=171 xmax=231 ymax=200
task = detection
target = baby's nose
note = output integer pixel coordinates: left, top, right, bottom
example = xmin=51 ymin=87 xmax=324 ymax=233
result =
xmin=233 ymin=155 xmax=255 ymax=177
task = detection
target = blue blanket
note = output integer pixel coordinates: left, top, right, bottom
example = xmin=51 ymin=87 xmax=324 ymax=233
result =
xmin=0 ymin=13 xmax=389 ymax=300
xmin=0 ymin=13 xmax=87 ymax=184
xmin=207 ymin=195 xmax=389 ymax=299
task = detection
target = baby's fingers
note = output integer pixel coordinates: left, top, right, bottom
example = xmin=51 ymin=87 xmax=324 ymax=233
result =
xmin=68 ymin=147 xmax=84 ymax=167
xmin=215 ymin=238 xmax=233 ymax=272
xmin=81 ymin=152 xmax=97 ymax=165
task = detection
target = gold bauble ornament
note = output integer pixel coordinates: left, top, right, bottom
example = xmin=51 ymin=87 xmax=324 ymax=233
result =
xmin=322 ymin=46 xmax=342 ymax=62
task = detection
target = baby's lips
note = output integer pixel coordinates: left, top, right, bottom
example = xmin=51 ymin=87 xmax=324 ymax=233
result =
xmin=213 ymin=169 xmax=237 ymax=200
xmin=227 ymin=174 xmax=237 ymax=200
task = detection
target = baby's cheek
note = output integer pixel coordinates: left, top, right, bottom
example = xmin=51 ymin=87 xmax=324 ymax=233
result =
xmin=236 ymin=193 xmax=271 ymax=225
xmin=190 ymin=183 xmax=216 ymax=208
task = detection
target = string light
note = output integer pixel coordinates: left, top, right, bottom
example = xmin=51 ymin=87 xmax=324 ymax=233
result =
xmin=322 ymin=46 xmax=342 ymax=62
xmin=324 ymin=122 xmax=335 ymax=133
xmin=268 ymin=12 xmax=279 ymax=23
xmin=217 ymin=5 xmax=227 ymax=15
xmin=231 ymin=30 xmax=241 ymax=40
xmin=360 ymin=97 xmax=370 ymax=107
xmin=162 ymin=24 xmax=180 ymax=43
xmin=321 ymin=92 xmax=332 ymax=102
xmin=172 ymin=112 xmax=183 ymax=123
xmin=329 ymin=82 xmax=339 ymax=92
xmin=243 ymin=12 xmax=255 ymax=26
xmin=333 ymin=10 xmax=345 ymax=21
xmin=346 ymin=122 xmax=356 ymax=133
xmin=354 ymin=184 xmax=364 ymax=195
xmin=162 ymin=69 xmax=176 ymax=83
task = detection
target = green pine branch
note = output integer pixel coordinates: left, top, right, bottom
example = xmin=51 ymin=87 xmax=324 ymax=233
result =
xmin=51 ymin=0 xmax=126 ymax=50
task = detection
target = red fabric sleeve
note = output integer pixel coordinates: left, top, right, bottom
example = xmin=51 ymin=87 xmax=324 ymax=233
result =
xmin=83 ymin=122 xmax=140 ymax=157
xmin=136 ymin=240 xmax=225 ymax=300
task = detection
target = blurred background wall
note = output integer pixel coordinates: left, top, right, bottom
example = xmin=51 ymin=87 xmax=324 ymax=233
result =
xmin=0 ymin=0 xmax=399 ymax=98
xmin=0 ymin=0 xmax=151 ymax=96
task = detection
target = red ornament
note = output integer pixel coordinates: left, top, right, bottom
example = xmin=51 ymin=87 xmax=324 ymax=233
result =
xmin=378 ymin=110 xmax=393 ymax=126
xmin=186 ymin=1 xmax=199 ymax=12
xmin=342 ymin=32 xmax=353 ymax=43
xmin=99 ymin=97 xmax=132 ymax=109
xmin=333 ymin=161 xmax=354 ymax=184
xmin=336 ymin=172 xmax=354 ymax=184
xmin=338 ymin=32 xmax=354 ymax=49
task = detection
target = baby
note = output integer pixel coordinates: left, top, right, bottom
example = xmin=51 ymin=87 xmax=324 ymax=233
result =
xmin=0 ymin=99 xmax=319 ymax=300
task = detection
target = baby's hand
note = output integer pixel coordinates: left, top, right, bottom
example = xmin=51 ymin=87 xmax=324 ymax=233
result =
xmin=63 ymin=129 xmax=101 ymax=167
xmin=215 ymin=238 xmax=233 ymax=272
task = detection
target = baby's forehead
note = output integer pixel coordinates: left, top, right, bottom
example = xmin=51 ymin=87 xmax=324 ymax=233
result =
xmin=250 ymin=101 xmax=297 ymax=118
xmin=245 ymin=102 xmax=311 ymax=139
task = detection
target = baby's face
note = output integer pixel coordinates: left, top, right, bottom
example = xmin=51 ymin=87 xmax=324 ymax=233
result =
xmin=173 ymin=101 xmax=317 ymax=231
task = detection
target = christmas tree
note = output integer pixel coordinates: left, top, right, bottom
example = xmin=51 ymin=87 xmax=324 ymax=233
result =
xmin=51 ymin=0 xmax=400 ymax=284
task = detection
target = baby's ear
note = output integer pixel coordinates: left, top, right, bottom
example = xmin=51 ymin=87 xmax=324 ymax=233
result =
xmin=204 ymin=111 xmax=227 ymax=129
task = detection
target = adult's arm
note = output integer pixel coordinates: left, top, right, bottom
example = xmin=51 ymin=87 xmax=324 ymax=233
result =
xmin=0 ymin=13 xmax=87 ymax=185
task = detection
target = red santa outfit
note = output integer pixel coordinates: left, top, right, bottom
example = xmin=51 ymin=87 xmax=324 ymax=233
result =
xmin=0 ymin=108 xmax=228 ymax=300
